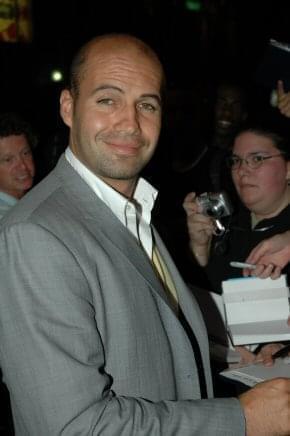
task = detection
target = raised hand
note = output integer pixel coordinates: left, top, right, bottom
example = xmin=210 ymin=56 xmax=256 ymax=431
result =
xmin=243 ymin=232 xmax=290 ymax=278
xmin=183 ymin=192 xmax=215 ymax=266
xmin=277 ymin=80 xmax=290 ymax=118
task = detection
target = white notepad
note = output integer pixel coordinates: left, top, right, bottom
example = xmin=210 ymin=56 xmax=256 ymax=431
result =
xmin=220 ymin=357 xmax=290 ymax=387
xmin=222 ymin=275 xmax=290 ymax=345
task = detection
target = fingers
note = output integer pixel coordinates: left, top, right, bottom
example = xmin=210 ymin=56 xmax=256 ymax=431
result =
xmin=183 ymin=192 xmax=196 ymax=204
xmin=187 ymin=214 xmax=214 ymax=245
xmin=243 ymin=263 xmax=269 ymax=278
xmin=183 ymin=192 xmax=197 ymax=215
xmin=255 ymin=343 xmax=284 ymax=367
xmin=243 ymin=263 xmax=282 ymax=279
xmin=278 ymin=100 xmax=290 ymax=117
xmin=269 ymin=265 xmax=282 ymax=279
xmin=183 ymin=192 xmax=215 ymax=253
xmin=239 ymin=377 xmax=290 ymax=435
xmin=246 ymin=241 xmax=270 ymax=265
xmin=235 ymin=346 xmax=256 ymax=365
xmin=277 ymin=80 xmax=290 ymax=117
xmin=255 ymin=264 xmax=273 ymax=278
xmin=243 ymin=265 xmax=256 ymax=277
xmin=245 ymin=233 xmax=290 ymax=276
xmin=183 ymin=192 xmax=206 ymax=216
xmin=277 ymin=79 xmax=285 ymax=98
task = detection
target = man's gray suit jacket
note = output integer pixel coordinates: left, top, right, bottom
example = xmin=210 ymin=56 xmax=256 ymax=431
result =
xmin=0 ymin=155 xmax=245 ymax=435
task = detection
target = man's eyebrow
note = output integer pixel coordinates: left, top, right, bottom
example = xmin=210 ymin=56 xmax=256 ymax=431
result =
xmin=91 ymin=85 xmax=161 ymax=106
xmin=91 ymin=84 xmax=123 ymax=95
xmin=141 ymin=93 xmax=162 ymax=106
xmin=218 ymin=96 xmax=240 ymax=103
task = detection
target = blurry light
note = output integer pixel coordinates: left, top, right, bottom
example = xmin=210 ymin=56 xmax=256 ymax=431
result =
xmin=50 ymin=69 xmax=63 ymax=82
xmin=185 ymin=0 xmax=201 ymax=11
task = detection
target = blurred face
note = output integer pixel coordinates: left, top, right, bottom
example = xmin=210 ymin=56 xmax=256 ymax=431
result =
xmin=214 ymin=85 xmax=245 ymax=136
xmin=231 ymin=131 xmax=290 ymax=219
xmin=60 ymin=38 xmax=162 ymax=196
xmin=0 ymin=134 xmax=35 ymax=199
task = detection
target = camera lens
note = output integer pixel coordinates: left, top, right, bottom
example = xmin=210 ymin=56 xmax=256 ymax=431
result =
xmin=207 ymin=202 xmax=223 ymax=218
xmin=205 ymin=208 xmax=215 ymax=217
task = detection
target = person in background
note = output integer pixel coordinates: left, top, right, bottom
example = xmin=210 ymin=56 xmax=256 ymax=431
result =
xmin=205 ymin=81 xmax=248 ymax=193
xmin=184 ymin=120 xmax=290 ymax=362
xmin=0 ymin=112 xmax=36 ymax=434
xmin=184 ymin=121 xmax=290 ymax=288
xmin=0 ymin=33 xmax=289 ymax=436
xmin=0 ymin=113 xmax=36 ymax=219
xmin=243 ymin=80 xmax=290 ymax=278
xmin=162 ymin=81 xmax=248 ymax=201
xmin=152 ymin=81 xmax=248 ymax=289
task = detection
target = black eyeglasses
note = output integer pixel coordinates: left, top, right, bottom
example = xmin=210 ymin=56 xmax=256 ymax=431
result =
xmin=226 ymin=153 xmax=285 ymax=170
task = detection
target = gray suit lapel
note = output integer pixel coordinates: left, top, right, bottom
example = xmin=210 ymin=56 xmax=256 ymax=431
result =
xmin=153 ymin=229 xmax=209 ymax=340
xmin=54 ymin=155 xmax=211 ymax=395
xmin=53 ymin=155 xmax=175 ymax=309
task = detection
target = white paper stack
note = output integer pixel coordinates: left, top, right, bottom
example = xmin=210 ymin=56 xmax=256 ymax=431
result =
xmin=220 ymin=357 xmax=290 ymax=387
xmin=222 ymin=275 xmax=290 ymax=345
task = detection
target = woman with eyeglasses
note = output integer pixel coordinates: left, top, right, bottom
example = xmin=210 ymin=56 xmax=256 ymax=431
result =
xmin=244 ymin=82 xmax=290 ymax=278
xmin=183 ymin=121 xmax=290 ymax=365
xmin=184 ymin=122 xmax=290 ymax=290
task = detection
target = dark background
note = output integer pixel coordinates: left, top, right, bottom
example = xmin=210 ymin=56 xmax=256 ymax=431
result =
xmin=1 ymin=4 xmax=290 ymax=432
xmin=1 ymin=0 xmax=290 ymax=150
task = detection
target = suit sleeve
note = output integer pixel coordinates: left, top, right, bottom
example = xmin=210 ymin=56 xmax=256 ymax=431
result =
xmin=0 ymin=223 xmax=245 ymax=435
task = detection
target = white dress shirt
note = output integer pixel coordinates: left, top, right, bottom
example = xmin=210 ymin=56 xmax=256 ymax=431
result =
xmin=0 ymin=191 xmax=18 ymax=220
xmin=65 ymin=147 xmax=158 ymax=259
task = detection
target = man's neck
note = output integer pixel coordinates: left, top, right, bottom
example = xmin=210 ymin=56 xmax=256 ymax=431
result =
xmin=99 ymin=176 xmax=138 ymax=199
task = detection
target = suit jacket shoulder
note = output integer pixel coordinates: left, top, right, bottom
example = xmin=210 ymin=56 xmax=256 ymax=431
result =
xmin=0 ymin=154 xmax=245 ymax=435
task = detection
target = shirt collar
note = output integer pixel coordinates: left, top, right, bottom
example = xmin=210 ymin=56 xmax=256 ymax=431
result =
xmin=0 ymin=191 xmax=18 ymax=206
xmin=65 ymin=147 xmax=158 ymax=226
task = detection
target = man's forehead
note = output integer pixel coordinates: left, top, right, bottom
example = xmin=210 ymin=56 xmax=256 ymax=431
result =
xmin=78 ymin=61 xmax=162 ymax=102
xmin=81 ymin=41 xmax=162 ymax=83
xmin=0 ymin=134 xmax=29 ymax=152
xmin=217 ymin=87 xmax=243 ymax=103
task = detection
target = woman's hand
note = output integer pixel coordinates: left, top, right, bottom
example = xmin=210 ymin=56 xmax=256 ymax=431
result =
xmin=277 ymin=80 xmax=290 ymax=118
xmin=183 ymin=192 xmax=215 ymax=266
xmin=236 ymin=343 xmax=286 ymax=366
xmin=254 ymin=343 xmax=285 ymax=366
xmin=243 ymin=232 xmax=290 ymax=278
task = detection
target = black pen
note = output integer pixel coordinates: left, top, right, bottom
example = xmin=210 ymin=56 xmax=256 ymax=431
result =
xmin=272 ymin=344 xmax=290 ymax=359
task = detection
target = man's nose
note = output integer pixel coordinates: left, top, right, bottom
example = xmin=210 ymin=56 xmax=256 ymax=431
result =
xmin=17 ymin=156 xmax=30 ymax=170
xmin=116 ymin=105 xmax=140 ymax=133
xmin=220 ymin=104 xmax=232 ymax=118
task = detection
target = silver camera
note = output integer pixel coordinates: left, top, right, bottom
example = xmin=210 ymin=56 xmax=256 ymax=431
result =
xmin=196 ymin=191 xmax=233 ymax=235
xmin=196 ymin=191 xmax=233 ymax=219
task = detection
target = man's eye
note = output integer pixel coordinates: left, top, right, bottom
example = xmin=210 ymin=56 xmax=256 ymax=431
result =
xmin=138 ymin=102 xmax=156 ymax=112
xmin=0 ymin=157 xmax=12 ymax=164
xmin=97 ymin=98 xmax=114 ymax=105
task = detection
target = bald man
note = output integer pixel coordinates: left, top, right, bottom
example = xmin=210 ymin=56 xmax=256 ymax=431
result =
xmin=0 ymin=34 xmax=289 ymax=436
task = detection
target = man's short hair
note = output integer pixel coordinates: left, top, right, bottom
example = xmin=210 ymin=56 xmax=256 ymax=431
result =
xmin=0 ymin=112 xmax=37 ymax=149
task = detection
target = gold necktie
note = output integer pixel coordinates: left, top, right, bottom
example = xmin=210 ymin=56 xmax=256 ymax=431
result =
xmin=152 ymin=246 xmax=179 ymax=313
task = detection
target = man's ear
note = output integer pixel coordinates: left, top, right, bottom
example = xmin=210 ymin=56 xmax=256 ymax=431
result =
xmin=60 ymin=89 xmax=74 ymax=127
xmin=286 ymin=160 xmax=290 ymax=183
xmin=286 ymin=160 xmax=290 ymax=185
